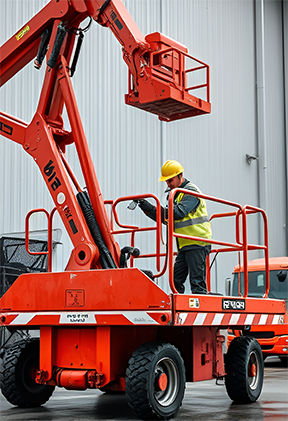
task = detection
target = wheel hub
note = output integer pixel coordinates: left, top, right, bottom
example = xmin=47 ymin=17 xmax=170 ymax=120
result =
xmin=154 ymin=357 xmax=179 ymax=407
xmin=249 ymin=363 xmax=257 ymax=377
xmin=157 ymin=372 xmax=168 ymax=391
xmin=248 ymin=350 xmax=260 ymax=390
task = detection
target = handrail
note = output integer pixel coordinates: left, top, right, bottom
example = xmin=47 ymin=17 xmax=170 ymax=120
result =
xmin=109 ymin=194 xmax=162 ymax=272
xmin=25 ymin=207 xmax=57 ymax=272
xmin=149 ymin=46 xmax=210 ymax=103
xmin=105 ymin=190 xmax=270 ymax=297
xmin=168 ymin=189 xmax=269 ymax=297
xmin=242 ymin=205 xmax=269 ymax=298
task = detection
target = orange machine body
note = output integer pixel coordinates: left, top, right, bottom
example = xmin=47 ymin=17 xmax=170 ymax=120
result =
xmin=1 ymin=265 xmax=285 ymax=389
xmin=0 ymin=0 xmax=285 ymax=403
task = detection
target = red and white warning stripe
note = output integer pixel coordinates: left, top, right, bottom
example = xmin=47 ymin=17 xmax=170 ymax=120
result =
xmin=2 ymin=310 xmax=169 ymax=326
xmin=1 ymin=311 xmax=284 ymax=327
xmin=176 ymin=312 xmax=284 ymax=326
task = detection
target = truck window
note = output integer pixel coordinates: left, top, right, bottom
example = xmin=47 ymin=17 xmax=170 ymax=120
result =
xmin=257 ymin=274 xmax=265 ymax=287
xmin=232 ymin=270 xmax=288 ymax=300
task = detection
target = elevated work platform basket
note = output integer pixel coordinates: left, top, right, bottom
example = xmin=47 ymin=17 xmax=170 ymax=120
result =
xmin=125 ymin=32 xmax=211 ymax=122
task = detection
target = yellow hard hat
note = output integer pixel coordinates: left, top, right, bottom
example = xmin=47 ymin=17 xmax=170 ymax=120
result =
xmin=159 ymin=160 xmax=184 ymax=181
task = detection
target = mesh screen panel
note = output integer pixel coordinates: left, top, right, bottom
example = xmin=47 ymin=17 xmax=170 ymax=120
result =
xmin=0 ymin=236 xmax=50 ymax=297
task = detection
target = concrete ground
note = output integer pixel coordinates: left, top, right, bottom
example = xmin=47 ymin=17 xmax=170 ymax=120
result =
xmin=0 ymin=357 xmax=287 ymax=421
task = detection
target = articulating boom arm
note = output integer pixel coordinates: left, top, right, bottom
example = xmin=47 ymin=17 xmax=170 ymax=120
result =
xmin=0 ymin=0 xmax=211 ymax=271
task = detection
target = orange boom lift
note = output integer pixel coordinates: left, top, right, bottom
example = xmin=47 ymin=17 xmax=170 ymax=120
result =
xmin=0 ymin=1 xmax=285 ymax=419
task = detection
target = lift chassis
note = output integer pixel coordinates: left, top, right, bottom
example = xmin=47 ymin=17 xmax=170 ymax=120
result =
xmin=0 ymin=0 xmax=286 ymax=419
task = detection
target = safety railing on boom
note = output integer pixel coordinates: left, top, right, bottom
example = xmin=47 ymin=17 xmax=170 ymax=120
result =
xmin=149 ymin=48 xmax=210 ymax=103
xmin=125 ymin=33 xmax=211 ymax=122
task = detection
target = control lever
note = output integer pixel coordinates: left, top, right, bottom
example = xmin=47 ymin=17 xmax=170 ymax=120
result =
xmin=120 ymin=246 xmax=140 ymax=267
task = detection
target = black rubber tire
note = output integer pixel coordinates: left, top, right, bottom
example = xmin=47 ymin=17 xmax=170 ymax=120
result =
xmin=0 ymin=338 xmax=55 ymax=407
xmin=125 ymin=342 xmax=186 ymax=420
xmin=225 ymin=336 xmax=264 ymax=403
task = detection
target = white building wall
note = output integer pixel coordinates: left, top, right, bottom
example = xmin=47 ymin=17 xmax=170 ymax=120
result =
xmin=0 ymin=0 xmax=287 ymax=293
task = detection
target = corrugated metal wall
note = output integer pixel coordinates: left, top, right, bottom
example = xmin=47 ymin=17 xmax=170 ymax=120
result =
xmin=264 ymin=0 xmax=287 ymax=256
xmin=0 ymin=0 xmax=287 ymax=293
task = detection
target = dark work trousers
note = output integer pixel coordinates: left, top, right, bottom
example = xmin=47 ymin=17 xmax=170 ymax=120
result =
xmin=173 ymin=245 xmax=211 ymax=294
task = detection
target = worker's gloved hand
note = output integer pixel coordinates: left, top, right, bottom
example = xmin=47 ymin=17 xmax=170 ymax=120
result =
xmin=137 ymin=199 xmax=155 ymax=213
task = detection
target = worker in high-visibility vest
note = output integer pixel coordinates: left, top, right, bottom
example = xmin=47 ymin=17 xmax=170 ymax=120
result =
xmin=138 ymin=160 xmax=212 ymax=294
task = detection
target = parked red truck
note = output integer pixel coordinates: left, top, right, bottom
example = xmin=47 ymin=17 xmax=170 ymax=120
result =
xmin=227 ymin=257 xmax=288 ymax=365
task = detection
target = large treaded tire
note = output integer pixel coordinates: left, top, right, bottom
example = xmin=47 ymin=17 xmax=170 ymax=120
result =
xmin=225 ymin=336 xmax=264 ymax=403
xmin=0 ymin=338 xmax=55 ymax=407
xmin=125 ymin=342 xmax=185 ymax=420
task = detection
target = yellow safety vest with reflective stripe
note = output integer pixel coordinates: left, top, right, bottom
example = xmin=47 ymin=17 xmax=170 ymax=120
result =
xmin=174 ymin=183 xmax=212 ymax=249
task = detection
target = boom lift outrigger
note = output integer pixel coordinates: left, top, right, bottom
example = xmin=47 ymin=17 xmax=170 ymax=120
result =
xmin=0 ymin=1 xmax=285 ymax=420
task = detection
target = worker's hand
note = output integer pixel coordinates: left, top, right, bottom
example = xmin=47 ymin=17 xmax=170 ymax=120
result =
xmin=127 ymin=199 xmax=155 ymax=213
xmin=137 ymin=199 xmax=155 ymax=213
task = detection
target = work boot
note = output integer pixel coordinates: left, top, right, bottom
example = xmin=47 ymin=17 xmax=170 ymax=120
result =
xmin=192 ymin=288 xmax=207 ymax=294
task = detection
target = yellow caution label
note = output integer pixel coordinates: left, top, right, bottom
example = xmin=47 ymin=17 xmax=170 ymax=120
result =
xmin=16 ymin=25 xmax=30 ymax=41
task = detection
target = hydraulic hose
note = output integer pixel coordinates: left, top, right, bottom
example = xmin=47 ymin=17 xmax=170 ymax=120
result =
xmin=34 ymin=28 xmax=51 ymax=69
xmin=47 ymin=22 xmax=67 ymax=69
xmin=77 ymin=191 xmax=117 ymax=269
xmin=70 ymin=32 xmax=84 ymax=77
